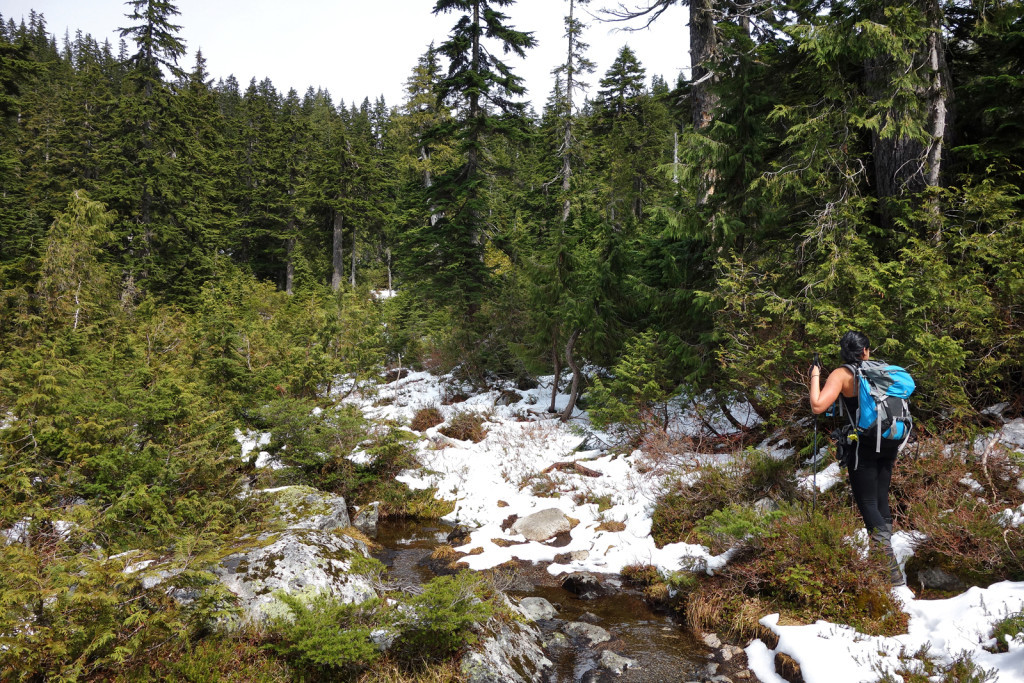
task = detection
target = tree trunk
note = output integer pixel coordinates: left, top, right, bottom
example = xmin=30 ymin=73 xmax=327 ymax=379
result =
xmin=672 ymin=128 xmax=679 ymax=184
xmin=350 ymin=224 xmax=356 ymax=287
xmin=560 ymin=328 xmax=582 ymax=422
xmin=549 ymin=336 xmax=562 ymax=413
xmin=690 ymin=0 xmax=718 ymax=132
xmin=331 ymin=210 xmax=344 ymax=291
xmin=285 ymin=235 xmax=295 ymax=295
xmin=690 ymin=0 xmax=718 ymax=204
xmin=386 ymin=246 xmax=393 ymax=291
xmin=868 ymin=0 xmax=949 ymax=227
xmin=924 ymin=0 xmax=949 ymax=190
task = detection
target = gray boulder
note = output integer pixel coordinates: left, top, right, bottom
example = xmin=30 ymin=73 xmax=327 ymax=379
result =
xmin=214 ymin=528 xmax=377 ymax=623
xmin=262 ymin=485 xmax=351 ymax=532
xmin=352 ymin=501 xmax=380 ymax=534
xmin=564 ymin=621 xmax=611 ymax=645
xmin=915 ymin=566 xmax=966 ymax=592
xmin=600 ymin=650 xmax=637 ymax=675
xmin=461 ymin=613 xmax=552 ymax=683
xmin=518 ymin=596 xmax=558 ymax=621
xmin=512 ymin=508 xmax=571 ymax=542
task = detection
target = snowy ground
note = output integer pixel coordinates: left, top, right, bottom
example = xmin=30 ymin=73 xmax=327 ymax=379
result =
xmin=238 ymin=371 xmax=1024 ymax=682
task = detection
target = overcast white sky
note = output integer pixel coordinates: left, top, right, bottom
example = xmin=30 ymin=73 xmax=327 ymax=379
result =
xmin=2 ymin=1 xmax=691 ymax=112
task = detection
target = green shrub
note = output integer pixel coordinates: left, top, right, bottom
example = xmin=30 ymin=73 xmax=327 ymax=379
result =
xmin=651 ymin=449 xmax=797 ymax=548
xmin=410 ymin=405 xmax=444 ymax=431
xmin=439 ymin=410 xmax=488 ymax=443
xmin=268 ymin=591 xmax=388 ymax=678
xmin=257 ymin=399 xmax=367 ymax=494
xmin=990 ymin=611 xmax=1024 ymax=653
xmin=147 ymin=633 xmax=289 ymax=682
xmin=586 ymin=330 xmax=675 ymax=443
xmin=395 ymin=572 xmax=494 ymax=660
xmin=693 ymin=503 xmax=784 ymax=554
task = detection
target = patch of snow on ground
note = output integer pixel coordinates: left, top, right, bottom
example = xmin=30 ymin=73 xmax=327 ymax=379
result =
xmin=753 ymin=582 xmax=1024 ymax=683
xmin=346 ymin=372 xmax=720 ymax=577
xmin=998 ymin=504 xmax=1024 ymax=528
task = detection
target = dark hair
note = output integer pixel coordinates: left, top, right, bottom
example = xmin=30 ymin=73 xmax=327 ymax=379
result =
xmin=840 ymin=330 xmax=870 ymax=364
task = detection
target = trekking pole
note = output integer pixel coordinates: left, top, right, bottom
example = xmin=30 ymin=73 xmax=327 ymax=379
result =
xmin=811 ymin=353 xmax=821 ymax=517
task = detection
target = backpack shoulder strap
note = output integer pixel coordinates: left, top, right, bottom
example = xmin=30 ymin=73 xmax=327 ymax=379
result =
xmin=841 ymin=363 xmax=860 ymax=429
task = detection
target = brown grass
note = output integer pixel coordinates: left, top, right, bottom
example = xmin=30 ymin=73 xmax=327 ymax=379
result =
xmin=336 ymin=526 xmax=381 ymax=551
xmin=596 ymin=520 xmax=626 ymax=532
xmin=430 ymin=544 xmax=458 ymax=561
xmin=410 ymin=406 xmax=444 ymax=432
xmin=438 ymin=410 xmax=488 ymax=443
xmin=892 ymin=438 xmax=1024 ymax=585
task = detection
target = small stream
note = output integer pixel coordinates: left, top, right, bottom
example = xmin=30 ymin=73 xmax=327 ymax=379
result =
xmin=372 ymin=520 xmax=711 ymax=682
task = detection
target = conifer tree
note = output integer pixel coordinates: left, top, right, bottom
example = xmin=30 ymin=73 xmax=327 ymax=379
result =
xmin=114 ymin=0 xmax=220 ymax=302
xmin=420 ymin=0 xmax=536 ymax=314
xmin=534 ymin=0 xmax=595 ymax=414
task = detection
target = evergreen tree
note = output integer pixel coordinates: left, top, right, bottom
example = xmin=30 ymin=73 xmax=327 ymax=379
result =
xmin=417 ymin=0 xmax=536 ymax=314
xmin=113 ymin=0 xmax=221 ymax=302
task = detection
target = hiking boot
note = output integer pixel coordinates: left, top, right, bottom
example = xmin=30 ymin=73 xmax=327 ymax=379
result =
xmin=870 ymin=528 xmax=905 ymax=586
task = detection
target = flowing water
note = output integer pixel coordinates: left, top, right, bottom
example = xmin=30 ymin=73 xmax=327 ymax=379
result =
xmin=372 ymin=519 xmax=711 ymax=682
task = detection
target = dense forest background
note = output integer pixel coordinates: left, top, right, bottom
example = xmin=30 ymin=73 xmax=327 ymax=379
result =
xmin=1 ymin=0 xmax=1023 ymax=677
xmin=3 ymin=0 xmax=1023 ymax=421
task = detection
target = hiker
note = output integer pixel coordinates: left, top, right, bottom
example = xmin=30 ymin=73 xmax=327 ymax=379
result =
xmin=808 ymin=330 xmax=905 ymax=585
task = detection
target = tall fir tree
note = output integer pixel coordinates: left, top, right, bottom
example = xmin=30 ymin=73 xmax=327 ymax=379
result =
xmin=416 ymin=0 xmax=536 ymax=314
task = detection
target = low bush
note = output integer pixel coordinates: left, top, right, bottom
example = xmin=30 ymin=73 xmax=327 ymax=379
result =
xmin=892 ymin=441 xmax=1024 ymax=585
xmin=693 ymin=502 xmax=784 ymax=554
xmin=439 ymin=410 xmax=488 ymax=443
xmin=990 ymin=611 xmax=1024 ymax=653
xmin=268 ymin=592 xmax=387 ymax=678
xmin=146 ymin=632 xmax=289 ymax=681
xmin=395 ymin=572 xmax=495 ymax=661
xmin=874 ymin=645 xmax=999 ymax=683
xmin=651 ymin=448 xmax=799 ymax=547
xmin=685 ymin=508 xmax=906 ymax=639
xmin=257 ymin=399 xmax=367 ymax=494
xmin=410 ymin=406 xmax=444 ymax=431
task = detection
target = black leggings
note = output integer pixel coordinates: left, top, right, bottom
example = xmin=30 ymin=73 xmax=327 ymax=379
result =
xmin=848 ymin=452 xmax=896 ymax=532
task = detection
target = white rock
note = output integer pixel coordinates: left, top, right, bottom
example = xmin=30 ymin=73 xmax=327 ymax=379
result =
xmin=262 ymin=485 xmax=351 ymax=532
xmin=461 ymin=615 xmax=552 ymax=683
xmin=511 ymin=508 xmax=571 ymax=542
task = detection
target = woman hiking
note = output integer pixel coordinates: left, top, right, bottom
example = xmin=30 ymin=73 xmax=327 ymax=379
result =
xmin=808 ymin=330 xmax=905 ymax=585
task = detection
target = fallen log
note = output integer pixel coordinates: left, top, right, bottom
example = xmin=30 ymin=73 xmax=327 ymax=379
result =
xmin=542 ymin=461 xmax=602 ymax=477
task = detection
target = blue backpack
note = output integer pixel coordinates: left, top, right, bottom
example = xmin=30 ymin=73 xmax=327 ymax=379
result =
xmin=842 ymin=360 xmax=916 ymax=455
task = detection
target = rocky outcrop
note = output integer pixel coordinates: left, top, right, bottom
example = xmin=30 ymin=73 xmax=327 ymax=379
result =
xmin=461 ymin=611 xmax=552 ymax=683
xmin=209 ymin=486 xmax=379 ymax=623
xmin=352 ymin=501 xmax=380 ymax=534
xmin=260 ymin=485 xmax=351 ymax=532
xmin=214 ymin=528 xmax=377 ymax=623
xmin=511 ymin=508 xmax=571 ymax=542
